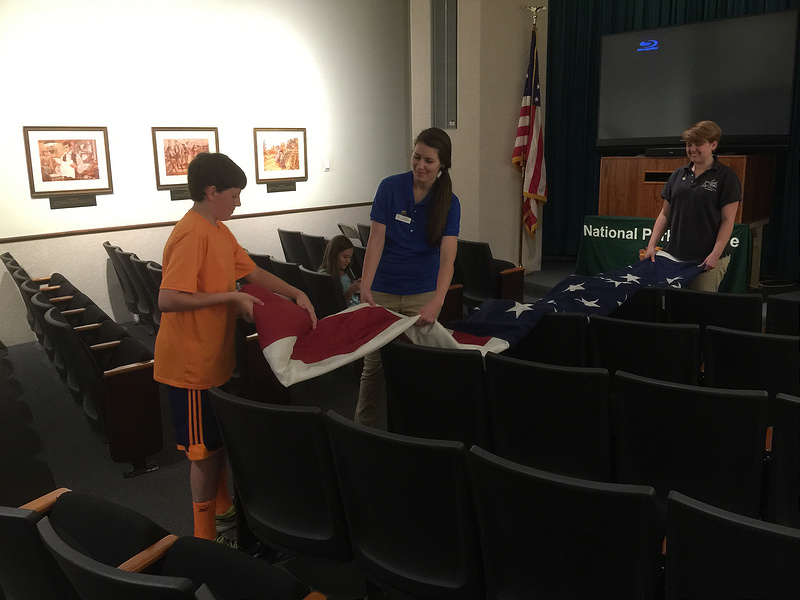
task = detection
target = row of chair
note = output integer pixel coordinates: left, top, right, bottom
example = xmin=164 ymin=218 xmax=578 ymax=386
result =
xmin=0 ymin=488 xmax=325 ymax=600
xmin=382 ymin=341 xmax=799 ymax=526
xmin=608 ymin=284 xmax=800 ymax=336
xmin=2 ymin=252 xmax=163 ymax=477
xmin=503 ymin=310 xmax=799 ymax=395
xmin=103 ymin=240 xmax=163 ymax=329
xmin=208 ymin=387 xmax=800 ymax=599
xmin=277 ymin=228 xmax=333 ymax=273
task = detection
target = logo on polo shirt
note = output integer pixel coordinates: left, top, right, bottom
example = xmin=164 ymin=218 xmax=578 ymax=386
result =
xmin=701 ymin=180 xmax=718 ymax=192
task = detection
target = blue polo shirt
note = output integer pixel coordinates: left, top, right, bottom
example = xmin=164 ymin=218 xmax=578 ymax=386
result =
xmin=370 ymin=171 xmax=460 ymax=295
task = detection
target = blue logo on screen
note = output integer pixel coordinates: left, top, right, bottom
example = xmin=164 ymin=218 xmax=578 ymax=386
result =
xmin=637 ymin=39 xmax=659 ymax=51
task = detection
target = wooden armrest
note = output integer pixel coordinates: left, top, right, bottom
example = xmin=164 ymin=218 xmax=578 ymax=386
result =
xmin=662 ymin=535 xmax=666 ymax=556
xmin=118 ymin=534 xmax=179 ymax=572
xmin=91 ymin=340 xmax=121 ymax=351
xmin=19 ymin=487 xmax=71 ymax=513
xmin=31 ymin=276 xmax=51 ymax=283
xmin=104 ymin=359 xmax=154 ymax=377
xmin=50 ymin=295 xmax=74 ymax=303
xmin=60 ymin=307 xmax=86 ymax=316
xmin=499 ymin=266 xmax=525 ymax=302
xmin=302 ymin=593 xmax=328 ymax=600
xmin=40 ymin=284 xmax=61 ymax=293
xmin=246 ymin=332 xmax=259 ymax=341
xmin=74 ymin=323 xmax=102 ymax=333
xmin=765 ymin=426 xmax=773 ymax=452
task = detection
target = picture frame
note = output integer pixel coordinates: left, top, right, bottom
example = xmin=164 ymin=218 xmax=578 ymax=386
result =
xmin=23 ymin=126 xmax=113 ymax=198
xmin=151 ymin=127 xmax=219 ymax=190
xmin=253 ymin=128 xmax=308 ymax=184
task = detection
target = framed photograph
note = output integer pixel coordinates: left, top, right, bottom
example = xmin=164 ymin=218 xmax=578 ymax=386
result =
xmin=151 ymin=127 xmax=219 ymax=190
xmin=254 ymin=128 xmax=308 ymax=184
xmin=23 ymin=126 xmax=113 ymax=198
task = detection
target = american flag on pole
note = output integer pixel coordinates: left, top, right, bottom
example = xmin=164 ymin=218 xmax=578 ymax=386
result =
xmin=512 ymin=26 xmax=547 ymax=237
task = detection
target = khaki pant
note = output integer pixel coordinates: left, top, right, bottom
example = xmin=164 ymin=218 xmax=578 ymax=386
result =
xmin=354 ymin=290 xmax=436 ymax=427
xmin=688 ymin=255 xmax=731 ymax=292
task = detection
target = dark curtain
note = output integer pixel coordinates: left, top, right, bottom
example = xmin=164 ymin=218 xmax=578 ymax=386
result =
xmin=544 ymin=0 xmax=799 ymax=281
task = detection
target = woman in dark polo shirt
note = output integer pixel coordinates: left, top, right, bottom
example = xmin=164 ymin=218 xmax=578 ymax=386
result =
xmin=644 ymin=120 xmax=742 ymax=291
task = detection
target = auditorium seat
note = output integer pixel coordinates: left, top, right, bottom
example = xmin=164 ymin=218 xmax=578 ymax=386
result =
xmin=103 ymin=241 xmax=140 ymax=317
xmin=703 ymin=325 xmax=800 ymax=400
xmin=269 ymin=257 xmax=307 ymax=294
xmin=663 ymin=287 xmax=763 ymax=332
xmin=765 ymin=293 xmax=800 ymax=336
xmin=325 ymin=410 xmax=483 ymax=600
xmin=299 ymin=232 xmax=328 ymax=272
xmin=356 ymin=223 xmax=371 ymax=246
xmin=454 ymin=238 xmax=524 ymax=310
xmin=246 ymin=251 xmax=274 ymax=274
xmin=665 ymin=491 xmax=800 ymax=599
xmin=116 ymin=248 xmax=156 ymax=326
xmin=608 ymin=285 xmax=663 ymax=322
xmin=36 ymin=490 xmax=319 ymax=600
xmin=278 ymin=229 xmax=313 ymax=270
xmin=614 ymin=371 xmax=768 ymax=518
xmin=469 ymin=447 xmax=663 ymax=600
xmin=299 ymin=266 xmax=346 ymax=319
xmin=44 ymin=307 xmax=163 ymax=477
xmin=484 ymin=353 xmax=613 ymax=482
xmin=503 ymin=311 xmax=589 ymax=366
xmin=131 ymin=255 xmax=161 ymax=329
xmin=0 ymin=488 xmax=78 ymax=600
xmin=381 ymin=340 xmax=492 ymax=449
xmin=767 ymin=393 xmax=800 ymax=527
xmin=208 ymin=388 xmax=353 ymax=566
xmin=589 ymin=315 xmax=701 ymax=385
xmin=337 ymin=223 xmax=360 ymax=242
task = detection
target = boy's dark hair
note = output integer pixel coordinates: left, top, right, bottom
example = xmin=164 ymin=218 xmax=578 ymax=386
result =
xmin=187 ymin=152 xmax=247 ymax=202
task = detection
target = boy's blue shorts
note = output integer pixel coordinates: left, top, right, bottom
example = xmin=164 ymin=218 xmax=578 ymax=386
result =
xmin=166 ymin=386 xmax=224 ymax=461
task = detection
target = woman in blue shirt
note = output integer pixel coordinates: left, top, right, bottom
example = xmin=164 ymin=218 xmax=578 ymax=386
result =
xmin=356 ymin=127 xmax=461 ymax=426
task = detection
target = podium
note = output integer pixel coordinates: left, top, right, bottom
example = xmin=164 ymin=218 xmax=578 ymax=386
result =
xmin=598 ymin=155 xmax=776 ymax=289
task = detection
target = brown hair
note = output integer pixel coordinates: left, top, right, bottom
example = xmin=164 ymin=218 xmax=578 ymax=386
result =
xmin=681 ymin=121 xmax=722 ymax=146
xmin=318 ymin=234 xmax=355 ymax=278
xmin=415 ymin=128 xmax=454 ymax=247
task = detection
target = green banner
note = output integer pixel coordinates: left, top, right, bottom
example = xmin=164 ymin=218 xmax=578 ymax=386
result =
xmin=575 ymin=215 xmax=751 ymax=293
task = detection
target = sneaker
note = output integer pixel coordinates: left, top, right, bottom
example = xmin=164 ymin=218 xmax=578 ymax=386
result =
xmin=215 ymin=505 xmax=236 ymax=532
xmin=214 ymin=534 xmax=239 ymax=550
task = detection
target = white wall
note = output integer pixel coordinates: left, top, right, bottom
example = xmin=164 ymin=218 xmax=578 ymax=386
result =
xmin=0 ymin=0 xmax=408 ymax=345
xmin=410 ymin=0 xmax=548 ymax=269
xmin=1 ymin=0 xmax=549 ymax=347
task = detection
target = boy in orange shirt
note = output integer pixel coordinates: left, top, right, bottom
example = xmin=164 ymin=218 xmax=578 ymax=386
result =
xmin=154 ymin=152 xmax=316 ymax=541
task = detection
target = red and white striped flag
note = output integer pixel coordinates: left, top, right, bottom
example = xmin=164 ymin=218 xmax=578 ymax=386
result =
xmin=512 ymin=26 xmax=547 ymax=237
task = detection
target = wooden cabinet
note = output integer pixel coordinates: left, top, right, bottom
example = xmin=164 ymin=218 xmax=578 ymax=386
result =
xmin=598 ymin=155 xmax=775 ymax=224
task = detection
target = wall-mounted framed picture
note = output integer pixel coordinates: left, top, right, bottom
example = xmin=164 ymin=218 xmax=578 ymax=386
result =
xmin=23 ymin=126 xmax=113 ymax=198
xmin=151 ymin=127 xmax=219 ymax=190
xmin=253 ymin=128 xmax=308 ymax=184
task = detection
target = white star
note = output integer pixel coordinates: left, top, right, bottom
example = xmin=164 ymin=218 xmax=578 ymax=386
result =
xmin=577 ymin=298 xmax=601 ymax=307
xmin=621 ymin=274 xmax=641 ymax=283
xmin=666 ymin=277 xmax=683 ymax=284
xmin=600 ymin=277 xmax=628 ymax=287
xmin=565 ymin=283 xmax=585 ymax=292
xmin=506 ymin=302 xmax=534 ymax=318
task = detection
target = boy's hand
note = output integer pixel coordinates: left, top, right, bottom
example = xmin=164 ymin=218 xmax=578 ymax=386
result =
xmin=295 ymin=292 xmax=318 ymax=329
xmin=233 ymin=291 xmax=264 ymax=322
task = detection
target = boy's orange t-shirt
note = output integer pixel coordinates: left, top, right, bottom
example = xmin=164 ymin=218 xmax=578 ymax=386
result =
xmin=154 ymin=210 xmax=255 ymax=389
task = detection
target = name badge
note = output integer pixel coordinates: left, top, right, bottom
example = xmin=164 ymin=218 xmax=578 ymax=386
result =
xmin=395 ymin=213 xmax=412 ymax=224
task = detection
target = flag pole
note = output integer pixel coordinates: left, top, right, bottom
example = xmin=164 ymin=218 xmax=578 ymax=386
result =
xmin=512 ymin=5 xmax=547 ymax=265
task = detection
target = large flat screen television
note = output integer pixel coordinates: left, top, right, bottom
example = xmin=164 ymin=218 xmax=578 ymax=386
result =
xmin=596 ymin=10 xmax=798 ymax=153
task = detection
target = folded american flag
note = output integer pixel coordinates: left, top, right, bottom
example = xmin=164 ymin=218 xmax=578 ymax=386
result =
xmin=243 ymin=284 xmax=508 ymax=386
xmin=450 ymin=253 xmax=705 ymax=347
